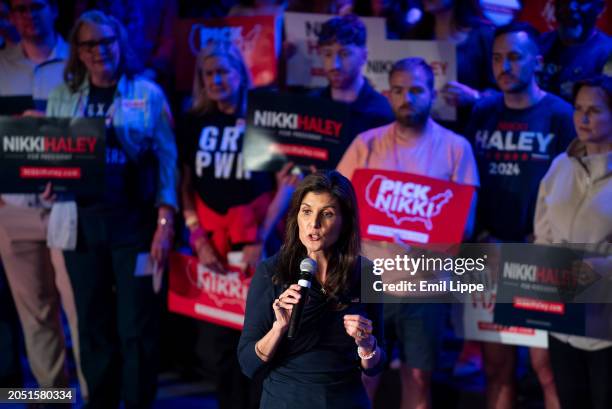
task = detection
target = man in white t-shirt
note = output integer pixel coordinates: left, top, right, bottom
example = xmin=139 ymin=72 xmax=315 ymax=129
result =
xmin=338 ymin=57 xmax=479 ymax=409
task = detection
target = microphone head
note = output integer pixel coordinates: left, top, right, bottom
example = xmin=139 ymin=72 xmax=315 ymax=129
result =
xmin=299 ymin=258 xmax=317 ymax=274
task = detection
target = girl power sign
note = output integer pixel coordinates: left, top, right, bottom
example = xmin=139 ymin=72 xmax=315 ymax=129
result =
xmin=352 ymin=169 xmax=475 ymax=245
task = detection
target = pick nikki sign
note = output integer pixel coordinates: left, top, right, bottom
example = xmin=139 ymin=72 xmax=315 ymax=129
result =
xmin=168 ymin=252 xmax=251 ymax=330
xmin=352 ymin=169 xmax=475 ymax=245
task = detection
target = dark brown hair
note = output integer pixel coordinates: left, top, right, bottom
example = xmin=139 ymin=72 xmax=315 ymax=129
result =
xmin=389 ymin=57 xmax=435 ymax=90
xmin=572 ymin=75 xmax=612 ymax=111
xmin=317 ymin=14 xmax=367 ymax=47
xmin=274 ymin=170 xmax=361 ymax=300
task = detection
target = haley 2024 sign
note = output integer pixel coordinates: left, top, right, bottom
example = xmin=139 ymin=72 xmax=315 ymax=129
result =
xmin=168 ymin=252 xmax=251 ymax=330
xmin=352 ymin=169 xmax=475 ymax=245
xmin=0 ymin=117 xmax=105 ymax=194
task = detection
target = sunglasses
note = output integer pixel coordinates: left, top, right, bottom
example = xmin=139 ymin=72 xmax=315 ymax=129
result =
xmin=77 ymin=36 xmax=117 ymax=52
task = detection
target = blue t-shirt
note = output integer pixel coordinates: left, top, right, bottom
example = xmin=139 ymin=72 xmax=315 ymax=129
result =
xmin=539 ymin=29 xmax=612 ymax=101
xmin=466 ymin=93 xmax=576 ymax=240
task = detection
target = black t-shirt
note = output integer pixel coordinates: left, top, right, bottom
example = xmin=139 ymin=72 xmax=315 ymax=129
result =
xmin=180 ymin=111 xmax=274 ymax=214
xmin=84 ymin=84 xmax=134 ymax=207
xmin=539 ymin=30 xmax=612 ymax=101
xmin=310 ymin=80 xmax=395 ymax=144
xmin=466 ymin=93 xmax=576 ymax=241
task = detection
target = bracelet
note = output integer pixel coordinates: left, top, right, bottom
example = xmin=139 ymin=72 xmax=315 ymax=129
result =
xmin=357 ymin=337 xmax=377 ymax=360
xmin=185 ymin=215 xmax=200 ymax=229
xmin=189 ymin=227 xmax=206 ymax=249
xmin=158 ymin=216 xmax=173 ymax=227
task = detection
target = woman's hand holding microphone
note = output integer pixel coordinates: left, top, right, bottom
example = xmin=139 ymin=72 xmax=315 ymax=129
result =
xmin=271 ymin=284 xmax=302 ymax=333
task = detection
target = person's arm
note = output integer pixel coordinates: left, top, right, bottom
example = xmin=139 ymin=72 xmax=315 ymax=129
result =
xmin=152 ymin=90 xmax=179 ymax=212
xmin=179 ymin=161 xmax=226 ymax=274
xmin=149 ymin=88 xmax=177 ymax=266
xmin=336 ymin=135 xmax=366 ymax=180
xmin=343 ymin=310 xmax=385 ymax=375
xmin=533 ymin=161 xmax=556 ymax=246
xmin=238 ymin=261 xmax=300 ymax=378
xmin=361 ymin=302 xmax=386 ymax=375
xmin=253 ymin=283 xmax=301 ymax=360
xmin=257 ymin=163 xmax=300 ymax=244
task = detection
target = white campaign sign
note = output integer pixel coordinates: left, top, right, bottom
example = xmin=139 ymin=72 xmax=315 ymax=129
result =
xmin=284 ymin=12 xmax=457 ymax=121
xmin=365 ymin=39 xmax=457 ymax=121
xmin=284 ymin=12 xmax=386 ymax=88
xmin=458 ymin=269 xmax=548 ymax=347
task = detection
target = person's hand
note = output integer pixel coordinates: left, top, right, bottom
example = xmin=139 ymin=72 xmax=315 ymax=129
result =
xmin=242 ymin=243 xmax=263 ymax=273
xmin=193 ymin=237 xmax=226 ymax=275
xmin=275 ymin=162 xmax=301 ymax=190
xmin=39 ymin=182 xmax=56 ymax=204
xmin=440 ymin=81 xmax=480 ymax=107
xmin=343 ymin=314 xmax=376 ymax=350
xmin=21 ymin=109 xmax=45 ymax=117
xmin=272 ymin=284 xmax=302 ymax=333
xmin=150 ymin=222 xmax=174 ymax=268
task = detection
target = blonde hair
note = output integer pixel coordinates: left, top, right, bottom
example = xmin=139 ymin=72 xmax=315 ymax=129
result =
xmin=191 ymin=41 xmax=251 ymax=116
xmin=64 ymin=10 xmax=139 ymax=92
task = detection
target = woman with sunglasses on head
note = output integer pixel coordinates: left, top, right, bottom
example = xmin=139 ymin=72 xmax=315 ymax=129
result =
xmin=46 ymin=10 xmax=178 ymax=409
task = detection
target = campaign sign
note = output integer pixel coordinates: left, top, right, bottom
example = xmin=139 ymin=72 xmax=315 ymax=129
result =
xmin=352 ymin=169 xmax=475 ymax=245
xmin=168 ymin=252 xmax=251 ymax=330
xmin=364 ymin=40 xmax=457 ymax=121
xmin=175 ymin=15 xmax=279 ymax=92
xmin=460 ymin=266 xmax=548 ymax=347
xmin=284 ymin=12 xmax=386 ymax=88
xmin=243 ymin=90 xmax=350 ymax=171
xmin=493 ymin=244 xmax=612 ymax=340
xmin=0 ymin=117 xmax=105 ymax=194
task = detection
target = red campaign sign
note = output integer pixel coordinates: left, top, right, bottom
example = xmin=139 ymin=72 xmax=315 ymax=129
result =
xmin=517 ymin=0 xmax=612 ymax=35
xmin=168 ymin=252 xmax=251 ymax=330
xmin=175 ymin=16 xmax=279 ymax=92
xmin=352 ymin=169 xmax=475 ymax=245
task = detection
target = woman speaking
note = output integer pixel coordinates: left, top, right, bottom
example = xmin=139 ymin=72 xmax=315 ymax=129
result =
xmin=238 ymin=170 xmax=385 ymax=409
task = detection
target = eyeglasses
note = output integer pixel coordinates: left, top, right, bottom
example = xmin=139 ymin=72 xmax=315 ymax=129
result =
xmin=11 ymin=2 xmax=47 ymax=15
xmin=77 ymin=36 xmax=117 ymax=52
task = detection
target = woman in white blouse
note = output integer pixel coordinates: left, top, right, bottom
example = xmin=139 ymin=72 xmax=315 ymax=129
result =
xmin=534 ymin=75 xmax=612 ymax=409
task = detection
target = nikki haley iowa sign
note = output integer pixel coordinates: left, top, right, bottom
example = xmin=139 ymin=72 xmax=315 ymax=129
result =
xmin=0 ymin=117 xmax=105 ymax=194
xmin=352 ymin=169 xmax=475 ymax=245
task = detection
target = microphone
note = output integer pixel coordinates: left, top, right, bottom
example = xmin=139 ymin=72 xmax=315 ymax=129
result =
xmin=287 ymin=258 xmax=317 ymax=340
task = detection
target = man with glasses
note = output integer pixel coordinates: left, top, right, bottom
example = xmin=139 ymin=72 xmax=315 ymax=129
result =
xmin=0 ymin=0 xmax=86 ymax=397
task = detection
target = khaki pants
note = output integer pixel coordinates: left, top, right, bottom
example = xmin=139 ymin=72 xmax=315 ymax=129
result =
xmin=0 ymin=204 xmax=87 ymax=396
